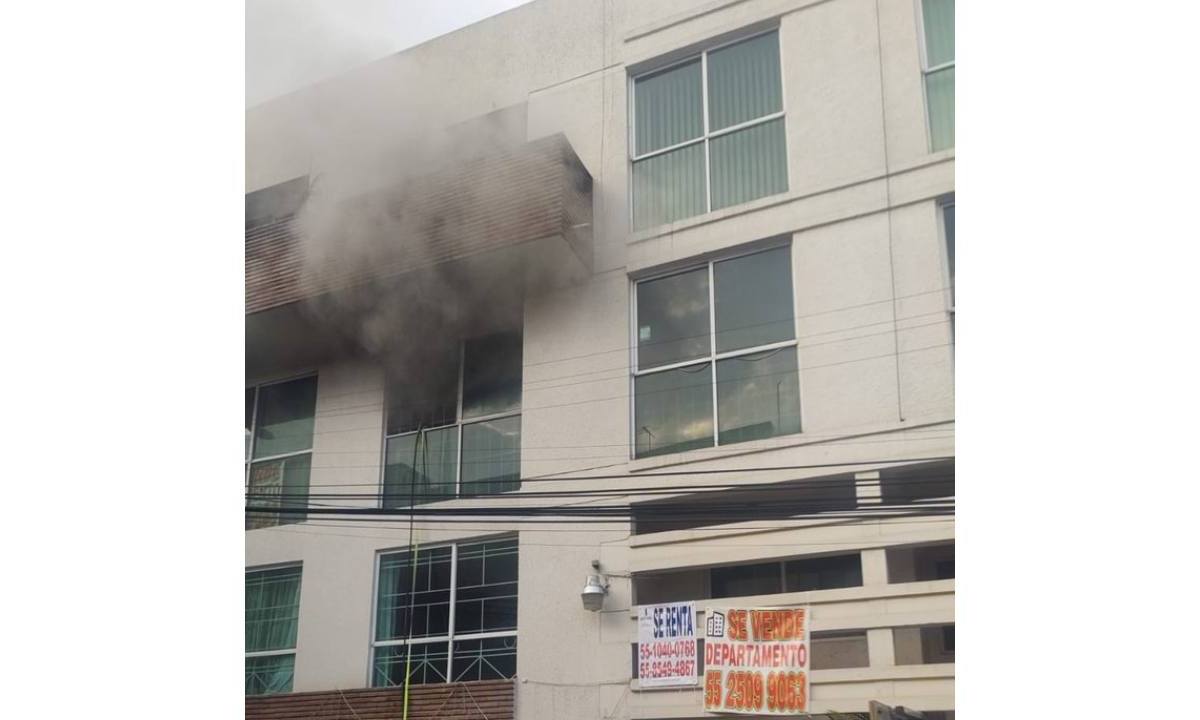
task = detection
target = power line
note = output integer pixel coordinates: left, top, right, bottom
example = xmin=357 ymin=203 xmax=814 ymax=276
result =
xmin=267 ymin=521 xmax=954 ymax=547
xmin=246 ymin=499 xmax=954 ymax=521
xmin=278 ymin=283 xmax=956 ymax=407
xmin=245 ymin=507 xmax=954 ymax=525
xmin=247 ymin=473 xmax=954 ymax=502
xmin=272 ymin=455 xmax=955 ymax=489
xmin=248 ymin=423 xmax=952 ymax=458
xmin=294 ymin=316 xmax=953 ymax=423
xmin=245 ymin=430 xmax=954 ymax=472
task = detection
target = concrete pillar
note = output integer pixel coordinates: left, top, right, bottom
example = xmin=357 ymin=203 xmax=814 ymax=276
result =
xmin=861 ymin=547 xmax=888 ymax=587
xmin=867 ymin=627 xmax=895 ymax=668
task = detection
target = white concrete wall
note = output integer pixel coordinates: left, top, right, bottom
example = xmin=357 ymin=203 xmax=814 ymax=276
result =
xmin=247 ymin=0 xmax=954 ymax=716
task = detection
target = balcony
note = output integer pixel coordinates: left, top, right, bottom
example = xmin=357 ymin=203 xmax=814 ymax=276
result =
xmin=246 ymin=133 xmax=592 ymax=376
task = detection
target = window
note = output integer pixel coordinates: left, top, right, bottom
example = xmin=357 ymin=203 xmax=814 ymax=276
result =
xmin=711 ymin=561 xmax=782 ymax=599
xmin=383 ymin=332 xmax=522 ymax=505
xmin=246 ymin=565 xmax=302 ymax=695
xmin=942 ymin=199 xmax=955 ymax=336
xmin=633 ymin=245 xmax=799 ymax=459
xmin=784 ymin=554 xmax=863 ymax=592
xmin=920 ymin=0 xmax=955 ymax=151
xmin=372 ymin=538 xmax=518 ymax=687
xmin=245 ymin=376 xmax=318 ymax=530
xmin=645 ymin=552 xmax=863 ymax=602
xmin=631 ymin=30 xmax=787 ymax=229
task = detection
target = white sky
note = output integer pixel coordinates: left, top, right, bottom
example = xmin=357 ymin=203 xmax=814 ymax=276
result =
xmin=246 ymin=0 xmax=534 ymax=107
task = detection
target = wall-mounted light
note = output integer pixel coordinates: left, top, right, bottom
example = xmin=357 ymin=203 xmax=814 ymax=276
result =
xmin=581 ymin=560 xmax=609 ymax=612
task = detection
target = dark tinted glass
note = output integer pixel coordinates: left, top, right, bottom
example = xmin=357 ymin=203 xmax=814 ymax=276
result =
xmin=783 ymin=554 xmax=863 ymax=592
xmin=252 ymin=376 xmax=317 ymax=458
xmin=636 ymin=267 xmax=710 ymax=369
xmin=714 ymin=246 xmax=794 ymax=352
xmin=375 ymin=547 xmax=453 ymax=641
xmin=386 ymin=358 xmax=459 ymax=435
xmin=462 ymin=332 xmax=522 ymax=418
xmin=716 ymin=346 xmax=800 ymax=445
xmin=455 ymin=539 xmax=518 ymax=634
xmin=710 ymin=562 xmax=782 ymax=599
xmin=881 ymin=462 xmax=954 ymax=505
xmin=634 ymin=363 xmax=714 ymax=458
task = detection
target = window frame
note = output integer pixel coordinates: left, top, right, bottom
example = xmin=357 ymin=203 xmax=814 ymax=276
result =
xmin=245 ymin=562 xmax=303 ymax=695
xmin=936 ymin=195 xmax=955 ymax=351
xmin=628 ymin=26 xmax=788 ymax=229
xmin=245 ymin=372 xmax=318 ymax=529
xmin=629 ymin=240 xmax=802 ymax=459
xmin=368 ymin=536 xmax=519 ymax=688
xmin=379 ymin=335 xmax=523 ymax=507
xmin=916 ymin=0 xmax=955 ymax=152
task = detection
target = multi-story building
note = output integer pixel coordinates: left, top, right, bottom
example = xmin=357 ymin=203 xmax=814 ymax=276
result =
xmin=245 ymin=1 xmax=954 ymax=718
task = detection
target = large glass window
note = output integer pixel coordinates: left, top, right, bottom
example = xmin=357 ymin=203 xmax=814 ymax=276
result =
xmin=245 ymin=376 xmax=317 ymax=530
xmin=921 ymin=0 xmax=955 ymax=151
xmin=631 ymin=30 xmax=787 ymax=229
xmin=384 ymin=332 xmax=522 ymax=505
xmin=372 ymin=538 xmax=518 ymax=687
xmin=633 ymin=245 xmax=799 ymax=459
xmin=246 ymin=566 xmax=302 ymax=695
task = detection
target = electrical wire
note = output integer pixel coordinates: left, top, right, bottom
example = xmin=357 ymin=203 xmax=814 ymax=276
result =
xmin=274 ymin=282 xmax=957 ymax=408
xmin=291 ymin=319 xmax=954 ymax=425
xmin=247 ymin=473 xmax=954 ymax=502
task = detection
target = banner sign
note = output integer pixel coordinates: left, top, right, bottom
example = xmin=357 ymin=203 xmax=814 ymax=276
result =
xmin=703 ymin=607 xmax=810 ymax=715
xmin=637 ymin=602 xmax=698 ymax=687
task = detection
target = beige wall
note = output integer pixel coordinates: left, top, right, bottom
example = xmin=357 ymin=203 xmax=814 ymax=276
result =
xmin=247 ymin=0 xmax=954 ymax=716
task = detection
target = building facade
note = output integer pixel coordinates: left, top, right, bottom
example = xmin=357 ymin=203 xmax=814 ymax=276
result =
xmin=245 ymin=0 xmax=955 ymax=718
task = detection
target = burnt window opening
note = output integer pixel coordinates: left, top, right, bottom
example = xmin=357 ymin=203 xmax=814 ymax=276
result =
xmin=383 ymin=329 xmax=523 ymax=505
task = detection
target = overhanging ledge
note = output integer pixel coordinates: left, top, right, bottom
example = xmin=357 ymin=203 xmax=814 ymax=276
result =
xmin=245 ymin=133 xmax=593 ymax=316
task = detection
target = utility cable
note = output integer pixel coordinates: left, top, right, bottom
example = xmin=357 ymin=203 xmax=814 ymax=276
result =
xmin=400 ymin=423 xmax=423 ymax=720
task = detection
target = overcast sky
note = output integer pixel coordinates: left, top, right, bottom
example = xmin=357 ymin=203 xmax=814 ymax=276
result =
xmin=246 ymin=0 xmax=534 ymax=107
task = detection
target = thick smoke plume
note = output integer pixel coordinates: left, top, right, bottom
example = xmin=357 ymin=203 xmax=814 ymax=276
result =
xmin=279 ymin=68 xmax=591 ymax=410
